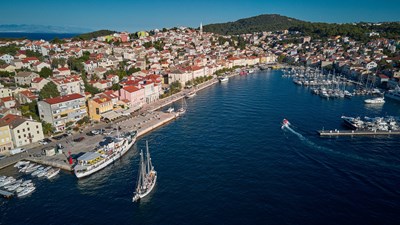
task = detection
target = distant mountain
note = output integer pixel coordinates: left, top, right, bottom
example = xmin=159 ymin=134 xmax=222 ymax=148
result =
xmin=0 ymin=24 xmax=92 ymax=33
xmin=73 ymin=30 xmax=116 ymax=40
xmin=203 ymin=14 xmax=307 ymax=35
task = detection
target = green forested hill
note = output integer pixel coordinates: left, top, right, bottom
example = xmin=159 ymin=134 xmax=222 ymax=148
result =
xmin=73 ymin=29 xmax=116 ymax=40
xmin=203 ymin=14 xmax=400 ymax=42
xmin=203 ymin=14 xmax=306 ymax=35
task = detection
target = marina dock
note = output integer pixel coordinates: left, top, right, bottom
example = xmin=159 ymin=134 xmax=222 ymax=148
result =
xmin=318 ymin=129 xmax=400 ymax=136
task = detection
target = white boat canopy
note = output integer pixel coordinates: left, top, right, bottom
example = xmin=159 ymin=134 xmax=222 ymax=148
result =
xmin=77 ymin=152 xmax=102 ymax=162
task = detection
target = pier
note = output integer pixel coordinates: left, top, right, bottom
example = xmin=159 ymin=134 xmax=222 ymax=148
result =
xmin=318 ymin=129 xmax=400 ymax=136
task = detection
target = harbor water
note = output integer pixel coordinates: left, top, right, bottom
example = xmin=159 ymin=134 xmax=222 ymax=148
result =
xmin=1 ymin=70 xmax=399 ymax=225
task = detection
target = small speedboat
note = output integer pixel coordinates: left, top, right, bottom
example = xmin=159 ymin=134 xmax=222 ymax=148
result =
xmin=46 ymin=168 xmax=60 ymax=179
xmin=364 ymin=97 xmax=385 ymax=104
xmin=281 ymin=119 xmax=291 ymax=129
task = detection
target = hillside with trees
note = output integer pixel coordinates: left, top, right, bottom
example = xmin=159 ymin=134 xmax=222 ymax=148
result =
xmin=203 ymin=14 xmax=305 ymax=35
xmin=203 ymin=14 xmax=400 ymax=42
xmin=73 ymin=29 xmax=116 ymax=40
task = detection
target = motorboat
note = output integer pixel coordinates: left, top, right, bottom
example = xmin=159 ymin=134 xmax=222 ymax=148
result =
xmin=281 ymin=119 xmax=291 ymax=129
xmin=364 ymin=97 xmax=385 ymax=104
xmin=17 ymin=186 xmax=36 ymax=197
xmin=46 ymin=168 xmax=60 ymax=179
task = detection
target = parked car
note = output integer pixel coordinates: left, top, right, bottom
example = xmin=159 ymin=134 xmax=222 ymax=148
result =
xmin=73 ymin=137 xmax=85 ymax=142
xmin=52 ymin=135 xmax=64 ymax=140
xmin=10 ymin=148 xmax=26 ymax=155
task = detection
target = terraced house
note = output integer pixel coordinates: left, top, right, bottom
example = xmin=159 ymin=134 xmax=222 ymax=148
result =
xmin=38 ymin=93 xmax=87 ymax=132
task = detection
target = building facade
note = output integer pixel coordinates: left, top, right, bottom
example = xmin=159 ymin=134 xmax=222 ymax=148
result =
xmin=38 ymin=93 xmax=87 ymax=132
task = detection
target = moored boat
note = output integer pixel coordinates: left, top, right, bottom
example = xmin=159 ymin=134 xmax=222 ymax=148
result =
xmin=74 ymin=131 xmax=137 ymax=178
xmin=218 ymin=76 xmax=229 ymax=82
xmin=17 ymin=186 xmax=36 ymax=197
xmin=364 ymin=97 xmax=385 ymax=104
xmin=46 ymin=168 xmax=60 ymax=179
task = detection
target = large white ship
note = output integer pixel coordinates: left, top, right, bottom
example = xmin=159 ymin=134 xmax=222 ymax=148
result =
xmin=74 ymin=131 xmax=137 ymax=178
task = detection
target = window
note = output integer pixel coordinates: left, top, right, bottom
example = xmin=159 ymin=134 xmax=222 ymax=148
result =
xmin=17 ymin=130 xmax=20 ymax=133
xmin=24 ymin=134 xmax=26 ymax=137
xmin=23 ymin=129 xmax=25 ymax=132
xmin=37 ymin=131 xmax=39 ymax=134
xmin=36 ymin=125 xmax=39 ymax=129
xmin=28 ymin=128 xmax=30 ymax=131
xmin=18 ymin=135 xmax=21 ymax=139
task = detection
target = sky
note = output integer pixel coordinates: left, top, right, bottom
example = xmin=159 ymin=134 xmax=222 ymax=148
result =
xmin=1 ymin=0 xmax=399 ymax=32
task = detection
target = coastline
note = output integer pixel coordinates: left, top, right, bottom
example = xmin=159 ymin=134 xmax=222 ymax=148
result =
xmin=0 ymin=69 xmax=241 ymax=172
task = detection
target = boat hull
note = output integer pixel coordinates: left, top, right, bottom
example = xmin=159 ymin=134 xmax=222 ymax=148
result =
xmin=74 ymin=136 xmax=136 ymax=178
xmin=133 ymin=172 xmax=157 ymax=202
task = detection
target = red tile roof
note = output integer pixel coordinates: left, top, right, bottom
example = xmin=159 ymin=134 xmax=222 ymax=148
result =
xmin=43 ymin=93 xmax=84 ymax=105
xmin=122 ymin=86 xmax=140 ymax=93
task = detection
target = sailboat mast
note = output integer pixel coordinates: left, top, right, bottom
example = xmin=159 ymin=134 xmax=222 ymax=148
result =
xmin=146 ymin=141 xmax=151 ymax=174
xmin=136 ymin=150 xmax=144 ymax=191
xmin=140 ymin=150 xmax=146 ymax=189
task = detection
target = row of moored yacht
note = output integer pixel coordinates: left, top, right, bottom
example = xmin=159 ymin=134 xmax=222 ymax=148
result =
xmin=0 ymin=161 xmax=61 ymax=198
xmin=0 ymin=176 xmax=35 ymax=197
xmin=16 ymin=161 xmax=60 ymax=179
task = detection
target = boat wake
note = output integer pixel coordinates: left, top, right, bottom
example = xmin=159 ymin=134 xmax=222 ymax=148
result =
xmin=282 ymin=123 xmax=400 ymax=171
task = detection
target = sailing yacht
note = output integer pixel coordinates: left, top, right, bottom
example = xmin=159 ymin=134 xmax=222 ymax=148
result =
xmin=177 ymin=98 xmax=187 ymax=116
xmin=133 ymin=141 xmax=157 ymax=202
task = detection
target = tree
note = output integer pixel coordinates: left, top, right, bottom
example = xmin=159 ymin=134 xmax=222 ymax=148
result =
xmin=127 ymin=67 xmax=141 ymax=75
xmin=21 ymin=100 xmax=40 ymax=121
xmin=42 ymin=121 xmax=54 ymax=135
xmin=77 ymin=116 xmax=90 ymax=125
xmin=84 ymin=83 xmax=101 ymax=95
xmin=111 ymin=83 xmax=121 ymax=91
xmin=39 ymin=67 xmax=52 ymax=78
xmin=39 ymin=82 xmax=60 ymax=100
xmin=277 ymin=54 xmax=286 ymax=63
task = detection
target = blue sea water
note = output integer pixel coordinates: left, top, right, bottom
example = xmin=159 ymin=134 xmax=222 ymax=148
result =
xmin=1 ymin=70 xmax=400 ymax=225
xmin=0 ymin=33 xmax=78 ymax=41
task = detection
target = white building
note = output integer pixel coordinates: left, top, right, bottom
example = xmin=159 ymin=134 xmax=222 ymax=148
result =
xmin=0 ymin=114 xmax=44 ymax=148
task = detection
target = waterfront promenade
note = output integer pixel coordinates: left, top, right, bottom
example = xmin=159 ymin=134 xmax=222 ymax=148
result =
xmin=0 ymin=76 xmax=221 ymax=171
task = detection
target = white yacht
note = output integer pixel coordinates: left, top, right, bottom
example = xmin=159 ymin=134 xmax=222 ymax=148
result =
xmin=74 ymin=131 xmax=137 ymax=178
xmin=176 ymin=98 xmax=187 ymax=116
xmin=17 ymin=186 xmax=36 ymax=197
xmin=218 ymin=76 xmax=229 ymax=82
xmin=364 ymin=97 xmax=385 ymax=104
xmin=185 ymin=90 xmax=196 ymax=98
xmin=46 ymin=168 xmax=60 ymax=179
xmin=133 ymin=141 xmax=157 ymax=202
xmin=166 ymin=107 xmax=175 ymax=113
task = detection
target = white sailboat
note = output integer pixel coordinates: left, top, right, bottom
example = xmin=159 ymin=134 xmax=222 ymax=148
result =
xmin=133 ymin=141 xmax=157 ymax=202
xmin=177 ymin=97 xmax=187 ymax=116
